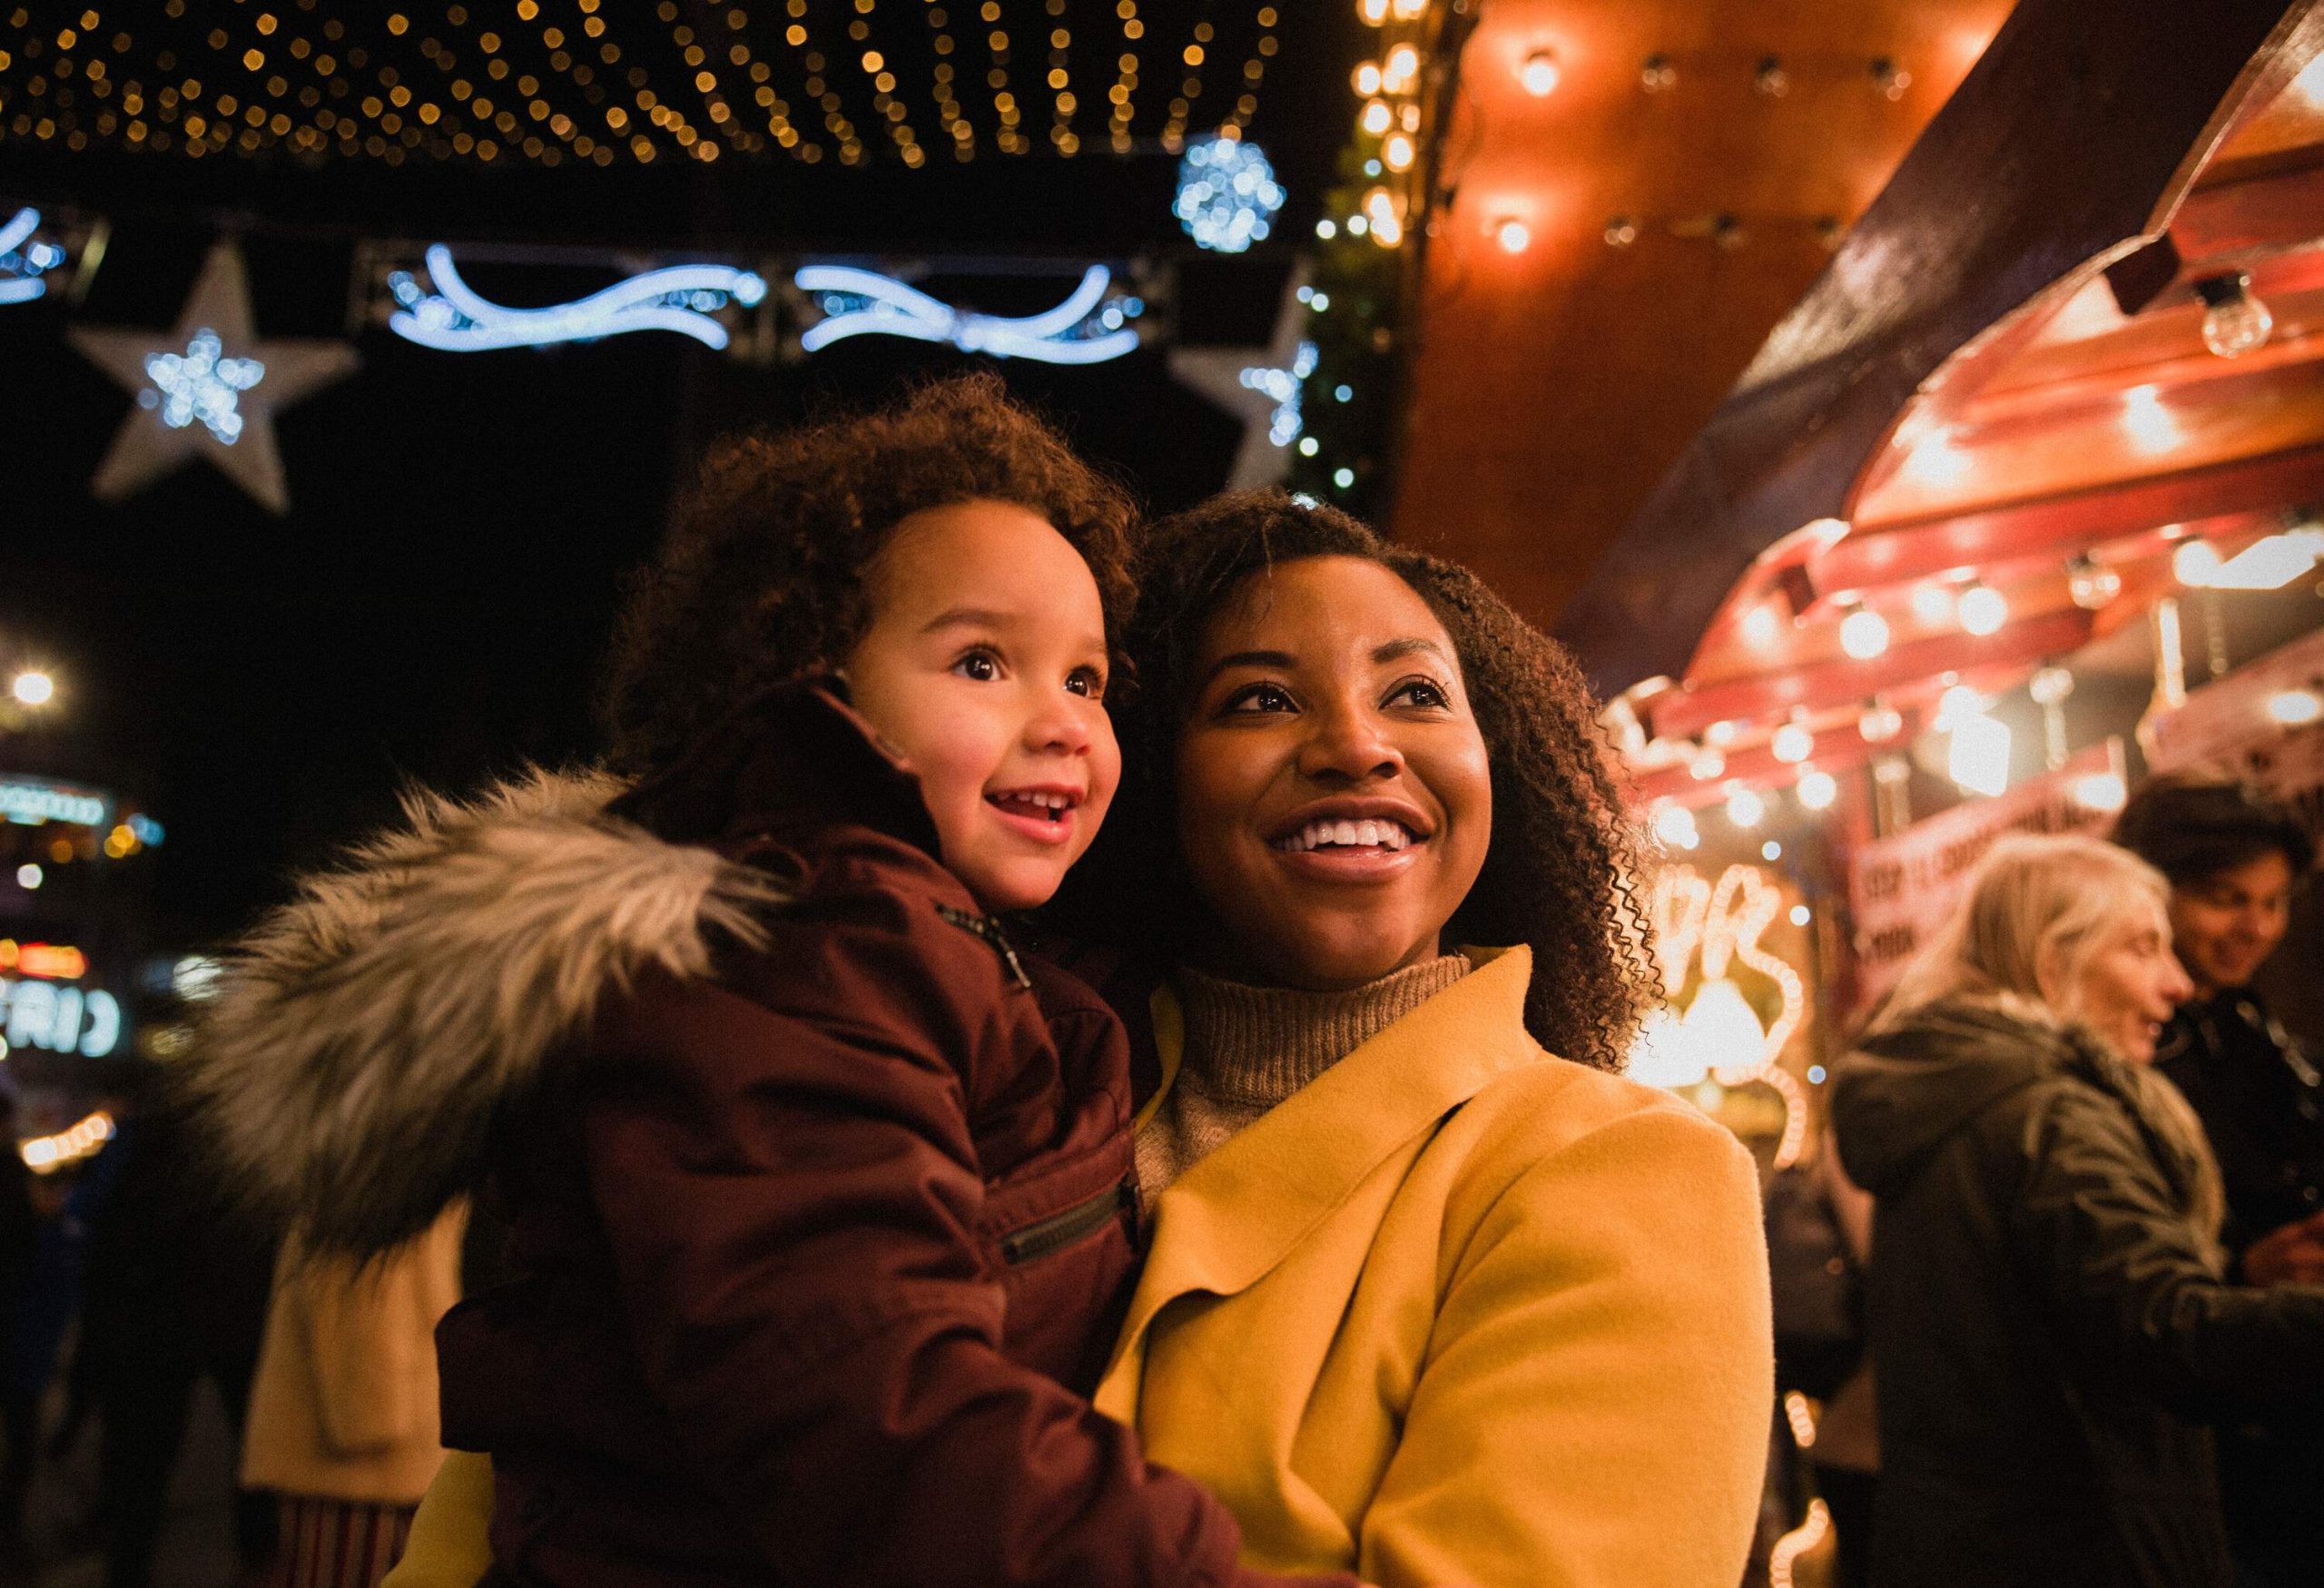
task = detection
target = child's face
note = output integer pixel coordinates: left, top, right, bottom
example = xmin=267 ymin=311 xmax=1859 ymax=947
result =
xmin=845 ymin=498 xmax=1120 ymax=913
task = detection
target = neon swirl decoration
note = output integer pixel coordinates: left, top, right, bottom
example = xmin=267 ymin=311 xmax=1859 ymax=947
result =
xmin=795 ymin=263 xmax=1143 ymax=364
xmin=387 ymin=243 xmax=766 ymax=351
xmin=0 ymin=208 xmax=68 ymax=306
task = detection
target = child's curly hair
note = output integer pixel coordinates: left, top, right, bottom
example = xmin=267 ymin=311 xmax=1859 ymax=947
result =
xmin=1083 ymin=489 xmax=1654 ymax=1070
xmin=601 ymin=372 xmax=1137 ymax=776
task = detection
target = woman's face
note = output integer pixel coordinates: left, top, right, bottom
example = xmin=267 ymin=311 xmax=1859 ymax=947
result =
xmin=1173 ymin=556 xmax=1493 ymax=991
xmin=2068 ymin=900 xmax=2195 ymax=1063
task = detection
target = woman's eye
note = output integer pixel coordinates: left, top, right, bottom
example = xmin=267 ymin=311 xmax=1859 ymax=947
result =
xmin=951 ymin=649 xmax=1001 ymax=682
xmin=1066 ymin=666 xmax=1106 ymax=699
xmin=1388 ymin=678 xmax=1451 ymax=710
xmin=1223 ymin=682 xmax=1297 ymax=715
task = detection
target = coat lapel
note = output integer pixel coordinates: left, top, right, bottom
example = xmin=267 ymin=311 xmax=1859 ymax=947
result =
xmin=1099 ymin=946 xmax=1542 ymax=1413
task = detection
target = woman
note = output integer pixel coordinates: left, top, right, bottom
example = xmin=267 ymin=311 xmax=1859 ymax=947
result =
xmin=1830 ymin=834 xmax=2324 ymax=1588
xmin=385 ymin=488 xmax=1774 ymax=1586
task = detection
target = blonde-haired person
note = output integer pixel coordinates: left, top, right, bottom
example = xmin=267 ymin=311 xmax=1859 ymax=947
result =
xmin=1831 ymin=834 xmax=2324 ymax=1588
xmin=241 ymin=1206 xmax=465 ymax=1588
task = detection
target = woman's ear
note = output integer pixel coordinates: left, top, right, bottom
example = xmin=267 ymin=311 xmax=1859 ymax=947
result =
xmin=2033 ymin=939 xmax=2072 ymax=1016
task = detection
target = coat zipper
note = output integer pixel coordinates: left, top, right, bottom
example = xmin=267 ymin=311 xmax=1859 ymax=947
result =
xmin=1000 ymin=1178 xmax=1133 ymax=1266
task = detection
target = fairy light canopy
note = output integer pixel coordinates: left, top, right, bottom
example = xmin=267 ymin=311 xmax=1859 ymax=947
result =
xmin=0 ymin=0 xmax=1291 ymax=171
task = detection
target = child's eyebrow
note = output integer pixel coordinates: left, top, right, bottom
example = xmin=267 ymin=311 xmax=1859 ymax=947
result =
xmin=919 ymin=607 xmax=1017 ymax=634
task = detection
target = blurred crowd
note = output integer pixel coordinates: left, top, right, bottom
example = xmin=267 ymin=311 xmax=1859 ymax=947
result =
xmin=1768 ymin=775 xmax=2324 ymax=1588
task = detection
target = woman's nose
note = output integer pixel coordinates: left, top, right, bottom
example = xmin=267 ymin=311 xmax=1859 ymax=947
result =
xmin=1296 ymin=699 xmax=1403 ymax=782
xmin=2162 ymin=952 xmax=2195 ymax=1003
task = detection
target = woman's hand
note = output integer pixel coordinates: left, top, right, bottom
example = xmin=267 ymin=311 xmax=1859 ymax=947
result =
xmin=2241 ymin=1210 xmax=2324 ymax=1287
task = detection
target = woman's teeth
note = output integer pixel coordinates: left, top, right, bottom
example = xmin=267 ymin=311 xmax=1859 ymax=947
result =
xmin=1273 ymin=818 xmax=1415 ymax=853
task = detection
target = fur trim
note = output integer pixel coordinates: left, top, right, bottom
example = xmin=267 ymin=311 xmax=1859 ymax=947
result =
xmin=187 ymin=767 xmax=787 ymax=1257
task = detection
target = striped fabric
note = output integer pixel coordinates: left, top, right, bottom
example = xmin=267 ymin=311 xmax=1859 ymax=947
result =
xmin=265 ymin=1494 xmax=420 ymax=1588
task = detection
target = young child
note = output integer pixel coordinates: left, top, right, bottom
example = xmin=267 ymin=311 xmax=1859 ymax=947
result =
xmin=190 ymin=377 xmax=1355 ymax=1588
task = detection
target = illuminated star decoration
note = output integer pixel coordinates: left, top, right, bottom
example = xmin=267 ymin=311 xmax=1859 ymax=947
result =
xmin=387 ymin=244 xmax=767 ymax=351
xmin=0 ymin=207 xmax=69 ymax=305
xmin=795 ymin=264 xmax=1145 ymax=364
xmin=1174 ymin=135 xmax=1286 ymax=254
xmin=70 ymin=242 xmax=358 ymax=515
xmin=1170 ymin=265 xmax=1315 ymax=489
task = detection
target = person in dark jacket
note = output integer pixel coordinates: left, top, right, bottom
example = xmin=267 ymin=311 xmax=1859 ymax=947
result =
xmin=188 ymin=377 xmax=1354 ymax=1588
xmin=1831 ymin=833 xmax=2324 ymax=1588
xmin=2115 ymin=775 xmax=2324 ymax=1585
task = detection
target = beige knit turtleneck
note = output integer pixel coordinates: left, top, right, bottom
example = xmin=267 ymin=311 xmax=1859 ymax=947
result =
xmin=1134 ymin=954 xmax=1471 ymax=1208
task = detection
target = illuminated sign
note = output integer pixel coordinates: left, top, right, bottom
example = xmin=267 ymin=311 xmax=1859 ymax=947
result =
xmin=0 ymin=207 xmax=68 ymax=306
xmin=793 ymin=264 xmax=1144 ymax=364
xmin=1632 ymin=862 xmax=1812 ymax=1165
xmin=0 ymin=776 xmax=111 ymax=829
xmin=0 ymin=941 xmax=88 ymax=980
xmin=387 ymin=245 xmax=766 ymax=352
xmin=0 ymin=976 xmax=123 ymax=1058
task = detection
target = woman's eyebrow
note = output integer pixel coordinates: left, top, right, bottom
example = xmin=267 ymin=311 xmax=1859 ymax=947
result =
xmin=1201 ymin=648 xmax=1296 ymax=684
xmin=1374 ymin=637 xmax=1452 ymax=666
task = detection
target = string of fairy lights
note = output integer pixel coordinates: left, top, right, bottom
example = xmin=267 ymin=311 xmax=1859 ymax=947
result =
xmin=0 ymin=1 xmax=1286 ymax=168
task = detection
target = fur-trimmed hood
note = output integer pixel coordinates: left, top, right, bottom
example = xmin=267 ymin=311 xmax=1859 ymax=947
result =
xmin=187 ymin=767 xmax=788 ymax=1257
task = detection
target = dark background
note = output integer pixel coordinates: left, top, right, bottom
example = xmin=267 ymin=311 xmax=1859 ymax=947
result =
xmin=0 ymin=4 xmax=1362 ymax=949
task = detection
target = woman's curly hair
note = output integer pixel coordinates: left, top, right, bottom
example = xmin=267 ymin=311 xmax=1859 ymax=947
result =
xmin=1082 ymin=488 xmax=1653 ymax=1070
xmin=600 ymin=371 xmax=1137 ymax=776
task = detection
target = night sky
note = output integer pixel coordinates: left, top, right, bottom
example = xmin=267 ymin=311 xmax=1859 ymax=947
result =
xmin=0 ymin=5 xmax=1361 ymax=952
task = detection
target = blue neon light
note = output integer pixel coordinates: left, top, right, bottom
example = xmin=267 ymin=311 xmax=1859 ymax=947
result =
xmin=387 ymin=244 xmax=766 ymax=351
xmin=1174 ymin=136 xmax=1285 ymax=254
xmin=0 ymin=208 xmax=67 ymax=305
xmin=794 ymin=264 xmax=1143 ymax=364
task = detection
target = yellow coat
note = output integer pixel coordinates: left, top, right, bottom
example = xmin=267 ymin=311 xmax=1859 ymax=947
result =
xmin=389 ymin=948 xmax=1772 ymax=1588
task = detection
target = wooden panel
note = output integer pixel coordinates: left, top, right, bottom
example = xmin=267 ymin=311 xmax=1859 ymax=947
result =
xmin=1384 ymin=0 xmax=2011 ymax=636
xmin=1553 ymin=0 xmax=2319 ymax=696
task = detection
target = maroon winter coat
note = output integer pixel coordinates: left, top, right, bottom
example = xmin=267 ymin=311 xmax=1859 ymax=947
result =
xmin=422 ymin=686 xmax=1354 ymax=1588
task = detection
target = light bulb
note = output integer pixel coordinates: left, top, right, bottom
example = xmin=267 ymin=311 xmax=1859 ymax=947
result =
xmin=1839 ymin=607 xmax=1890 ymax=659
xmin=1357 ymin=0 xmax=1389 ymax=22
xmin=1384 ymin=44 xmax=1420 ymax=88
xmin=1360 ymin=98 xmax=1393 ymax=134
xmin=2268 ymin=689 xmax=2323 ymax=726
xmin=1957 ymin=583 xmax=2008 ymax=636
xmin=1391 ymin=0 xmax=1428 ymax=17
xmin=1909 ymin=583 xmax=1956 ymax=626
xmin=1519 ymin=49 xmax=1561 ymax=96
xmin=2197 ymin=273 xmax=2273 ymax=360
xmin=1796 ymin=769 xmax=1838 ymax=810
xmin=1494 ymin=217 xmax=1531 ymax=253
xmin=1371 ymin=212 xmax=1404 ymax=247
xmin=1689 ymin=746 xmax=1726 ymax=781
xmin=1726 ymin=786 xmax=1766 ymax=828
xmin=10 ymin=671 xmax=54 ymax=706
xmin=1740 ymin=605 xmax=1781 ymax=646
xmin=1354 ymin=61 xmax=1383 ymax=95
xmin=1383 ymin=133 xmax=1415 ymax=172
xmin=1652 ymin=803 xmax=1700 ymax=852
xmin=2028 ymin=666 xmax=2074 ymax=706
xmin=1948 ymin=711 xmax=2012 ymax=797
xmin=2067 ymin=553 xmax=2121 ymax=610
xmin=1858 ymin=702 xmax=1904 ymax=744
xmin=1771 ymin=723 xmax=1814 ymax=764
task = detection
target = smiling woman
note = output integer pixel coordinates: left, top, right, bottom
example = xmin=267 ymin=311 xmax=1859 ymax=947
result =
xmin=1065 ymin=490 xmax=1776 ymax=1586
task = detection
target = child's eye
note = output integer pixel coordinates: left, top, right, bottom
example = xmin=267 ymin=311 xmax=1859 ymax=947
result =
xmin=1065 ymin=666 xmax=1107 ymax=699
xmin=951 ymin=648 xmax=1002 ymax=682
xmin=1387 ymin=677 xmax=1451 ymax=710
xmin=1223 ymin=682 xmax=1297 ymax=715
